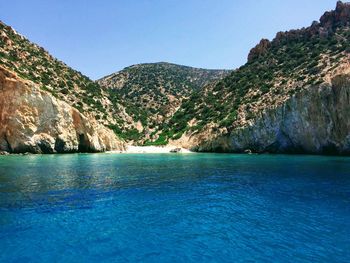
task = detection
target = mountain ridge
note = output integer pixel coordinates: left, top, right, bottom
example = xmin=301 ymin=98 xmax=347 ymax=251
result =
xmin=98 ymin=62 xmax=231 ymax=81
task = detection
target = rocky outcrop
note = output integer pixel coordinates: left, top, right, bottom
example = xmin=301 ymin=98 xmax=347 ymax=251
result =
xmin=320 ymin=1 xmax=350 ymax=29
xmin=193 ymin=74 xmax=350 ymax=155
xmin=247 ymin=39 xmax=271 ymax=62
xmin=0 ymin=66 xmax=125 ymax=154
xmin=248 ymin=1 xmax=350 ymax=62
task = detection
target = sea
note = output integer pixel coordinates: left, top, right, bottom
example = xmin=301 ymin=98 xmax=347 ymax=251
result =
xmin=0 ymin=153 xmax=349 ymax=262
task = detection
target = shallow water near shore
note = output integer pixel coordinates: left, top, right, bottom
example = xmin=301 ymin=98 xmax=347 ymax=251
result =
xmin=0 ymin=153 xmax=349 ymax=262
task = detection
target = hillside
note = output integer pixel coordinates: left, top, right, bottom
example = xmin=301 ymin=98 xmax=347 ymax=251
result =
xmin=0 ymin=21 xmax=141 ymax=141
xmin=0 ymin=21 xmax=107 ymax=116
xmin=0 ymin=20 xmax=230 ymax=146
xmin=157 ymin=1 xmax=350 ymax=154
xmin=0 ymin=21 xmax=126 ymax=153
xmin=98 ymin=62 xmax=230 ymax=143
xmin=2 ymin=1 xmax=350 ymax=154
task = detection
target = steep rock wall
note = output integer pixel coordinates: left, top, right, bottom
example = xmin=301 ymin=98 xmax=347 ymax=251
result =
xmin=193 ymin=75 xmax=350 ymax=155
xmin=0 ymin=66 xmax=125 ymax=153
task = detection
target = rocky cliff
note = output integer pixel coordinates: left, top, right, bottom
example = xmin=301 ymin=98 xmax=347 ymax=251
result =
xmin=164 ymin=1 xmax=350 ymax=155
xmin=0 ymin=66 xmax=125 ymax=154
xmin=191 ymin=74 xmax=350 ymax=154
xmin=0 ymin=20 xmax=135 ymax=146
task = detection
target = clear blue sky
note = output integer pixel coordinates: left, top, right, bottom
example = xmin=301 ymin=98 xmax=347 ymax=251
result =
xmin=0 ymin=0 xmax=337 ymax=80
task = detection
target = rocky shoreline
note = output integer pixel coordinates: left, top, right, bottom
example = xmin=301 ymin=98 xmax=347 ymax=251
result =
xmin=189 ymin=76 xmax=350 ymax=155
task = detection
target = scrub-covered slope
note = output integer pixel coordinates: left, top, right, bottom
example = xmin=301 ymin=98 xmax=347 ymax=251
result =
xmin=166 ymin=1 xmax=350 ymax=154
xmin=0 ymin=21 xmax=125 ymax=153
xmin=98 ymin=62 xmax=230 ymax=143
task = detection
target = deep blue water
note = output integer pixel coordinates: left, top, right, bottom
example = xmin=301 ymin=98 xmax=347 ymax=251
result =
xmin=0 ymin=153 xmax=349 ymax=262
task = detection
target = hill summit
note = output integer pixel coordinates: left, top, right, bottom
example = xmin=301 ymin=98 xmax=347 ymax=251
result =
xmin=98 ymin=62 xmax=230 ymax=143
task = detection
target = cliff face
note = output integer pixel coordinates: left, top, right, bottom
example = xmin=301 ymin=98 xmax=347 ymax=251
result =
xmin=0 ymin=66 xmax=125 ymax=154
xmin=193 ymin=75 xmax=350 ymax=155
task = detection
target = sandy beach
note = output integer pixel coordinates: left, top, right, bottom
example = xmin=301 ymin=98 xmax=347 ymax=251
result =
xmin=107 ymin=145 xmax=193 ymax=154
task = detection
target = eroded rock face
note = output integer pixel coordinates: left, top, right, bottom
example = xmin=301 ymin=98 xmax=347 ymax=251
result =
xmin=247 ymin=39 xmax=271 ymax=62
xmin=248 ymin=1 xmax=350 ymax=63
xmin=0 ymin=66 xmax=125 ymax=153
xmin=320 ymin=1 xmax=350 ymax=29
xmin=193 ymin=75 xmax=350 ymax=155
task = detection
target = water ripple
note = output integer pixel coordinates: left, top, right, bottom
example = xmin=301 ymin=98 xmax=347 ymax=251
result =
xmin=0 ymin=153 xmax=349 ymax=262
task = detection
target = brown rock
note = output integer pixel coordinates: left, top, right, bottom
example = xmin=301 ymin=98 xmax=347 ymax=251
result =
xmin=320 ymin=1 xmax=350 ymax=28
xmin=247 ymin=39 xmax=271 ymax=62
xmin=0 ymin=66 xmax=125 ymax=154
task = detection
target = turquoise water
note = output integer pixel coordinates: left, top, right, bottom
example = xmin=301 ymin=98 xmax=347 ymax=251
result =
xmin=0 ymin=153 xmax=349 ymax=262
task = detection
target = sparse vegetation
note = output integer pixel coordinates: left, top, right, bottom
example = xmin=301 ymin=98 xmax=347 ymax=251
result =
xmin=1 ymin=1 xmax=350 ymax=146
xmin=154 ymin=21 xmax=350 ymax=141
xmin=98 ymin=62 xmax=230 ymax=143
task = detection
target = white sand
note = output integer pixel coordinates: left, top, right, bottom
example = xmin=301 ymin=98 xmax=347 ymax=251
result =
xmin=107 ymin=145 xmax=193 ymax=154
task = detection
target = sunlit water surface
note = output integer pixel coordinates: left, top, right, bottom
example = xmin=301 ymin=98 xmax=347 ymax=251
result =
xmin=0 ymin=153 xmax=349 ymax=262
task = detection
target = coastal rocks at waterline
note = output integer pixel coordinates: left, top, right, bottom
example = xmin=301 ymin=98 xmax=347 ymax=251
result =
xmin=193 ymin=74 xmax=350 ymax=155
xmin=170 ymin=147 xmax=182 ymax=153
xmin=0 ymin=66 xmax=125 ymax=154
